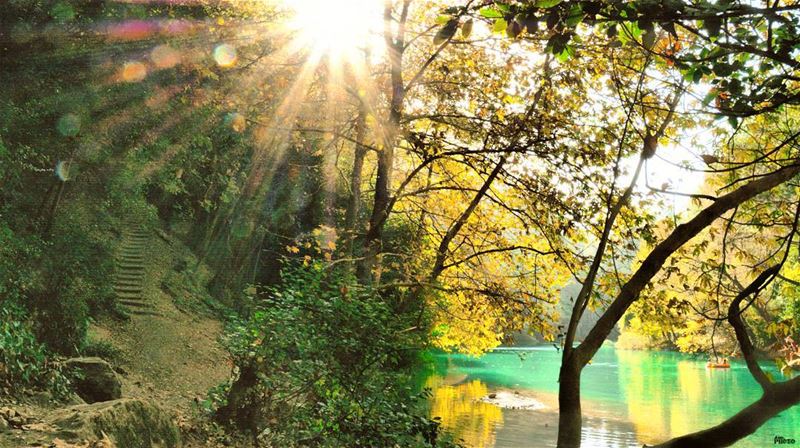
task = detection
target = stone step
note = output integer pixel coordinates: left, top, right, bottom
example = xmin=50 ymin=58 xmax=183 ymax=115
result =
xmin=118 ymin=299 xmax=150 ymax=308
xmin=120 ymin=248 xmax=146 ymax=254
xmin=113 ymin=279 xmax=142 ymax=287
xmin=113 ymin=285 xmax=143 ymax=294
xmin=116 ymin=291 xmax=143 ymax=300
xmin=117 ymin=264 xmax=145 ymax=271
xmin=127 ymin=309 xmax=162 ymax=317
xmin=119 ymin=249 xmax=144 ymax=255
xmin=114 ymin=274 xmax=143 ymax=282
xmin=119 ymin=252 xmax=143 ymax=258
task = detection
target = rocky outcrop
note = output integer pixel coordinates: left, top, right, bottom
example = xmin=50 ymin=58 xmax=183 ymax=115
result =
xmin=49 ymin=399 xmax=180 ymax=448
xmin=0 ymin=406 xmax=32 ymax=429
xmin=64 ymin=358 xmax=122 ymax=403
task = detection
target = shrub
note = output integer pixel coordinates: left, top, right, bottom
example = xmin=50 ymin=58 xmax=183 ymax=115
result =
xmin=216 ymin=260 xmax=457 ymax=447
xmin=0 ymin=305 xmax=70 ymax=398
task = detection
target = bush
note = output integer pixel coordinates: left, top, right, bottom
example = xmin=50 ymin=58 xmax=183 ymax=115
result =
xmin=215 ymin=260 xmax=457 ymax=447
xmin=1 ymin=200 xmax=115 ymax=355
xmin=0 ymin=305 xmax=70 ymax=398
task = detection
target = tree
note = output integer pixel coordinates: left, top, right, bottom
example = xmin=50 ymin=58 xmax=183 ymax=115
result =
xmin=437 ymin=0 xmax=800 ymax=445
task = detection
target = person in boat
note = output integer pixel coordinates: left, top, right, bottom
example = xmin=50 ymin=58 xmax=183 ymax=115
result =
xmin=707 ymin=357 xmax=729 ymax=367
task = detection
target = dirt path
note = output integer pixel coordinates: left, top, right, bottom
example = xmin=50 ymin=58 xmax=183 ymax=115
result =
xmin=90 ymin=225 xmax=230 ymax=411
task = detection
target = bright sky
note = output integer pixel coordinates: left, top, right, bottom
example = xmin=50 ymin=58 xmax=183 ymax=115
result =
xmin=635 ymin=134 xmax=709 ymax=213
xmin=286 ymin=0 xmax=384 ymax=60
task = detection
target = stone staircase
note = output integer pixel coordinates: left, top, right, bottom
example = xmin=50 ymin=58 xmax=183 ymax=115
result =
xmin=114 ymin=226 xmax=159 ymax=316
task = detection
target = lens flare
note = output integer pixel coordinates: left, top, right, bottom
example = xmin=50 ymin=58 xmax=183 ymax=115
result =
xmin=151 ymin=45 xmax=181 ymax=69
xmin=225 ymin=112 xmax=247 ymax=133
xmin=56 ymin=113 xmax=81 ymax=137
xmin=121 ymin=61 xmax=147 ymax=82
xmin=55 ymin=160 xmax=72 ymax=181
xmin=213 ymin=44 xmax=237 ymax=68
xmin=105 ymin=20 xmax=157 ymax=41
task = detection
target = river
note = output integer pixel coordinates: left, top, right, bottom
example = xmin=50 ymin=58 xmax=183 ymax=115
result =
xmin=421 ymin=344 xmax=800 ymax=447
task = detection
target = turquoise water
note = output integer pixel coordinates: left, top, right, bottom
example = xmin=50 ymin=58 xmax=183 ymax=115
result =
xmin=422 ymin=345 xmax=800 ymax=447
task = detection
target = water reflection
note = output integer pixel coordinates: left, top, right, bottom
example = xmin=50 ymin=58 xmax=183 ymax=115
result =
xmin=423 ymin=346 xmax=800 ymax=447
xmin=425 ymin=375 xmax=503 ymax=448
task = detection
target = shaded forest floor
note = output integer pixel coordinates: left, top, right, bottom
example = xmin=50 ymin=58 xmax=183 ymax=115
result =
xmin=89 ymin=224 xmax=229 ymax=412
xmin=0 ymin=219 xmax=237 ymax=447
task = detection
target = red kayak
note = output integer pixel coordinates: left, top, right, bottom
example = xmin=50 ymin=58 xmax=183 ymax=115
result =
xmin=706 ymin=362 xmax=730 ymax=369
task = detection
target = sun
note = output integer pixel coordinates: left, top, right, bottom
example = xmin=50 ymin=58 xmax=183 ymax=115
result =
xmin=288 ymin=0 xmax=383 ymax=58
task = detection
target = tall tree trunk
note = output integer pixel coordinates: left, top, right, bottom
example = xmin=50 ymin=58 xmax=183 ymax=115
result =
xmin=356 ymin=1 xmax=410 ymax=284
xmin=344 ymin=108 xmax=368 ymax=257
xmin=557 ymin=360 xmax=583 ymax=448
xmin=216 ymin=362 xmax=262 ymax=436
xmin=43 ymin=179 xmax=66 ymax=236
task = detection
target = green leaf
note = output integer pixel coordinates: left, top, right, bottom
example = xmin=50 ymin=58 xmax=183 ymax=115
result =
xmin=479 ymin=7 xmax=504 ymax=19
xmin=492 ymin=18 xmax=508 ymax=33
xmin=556 ymin=45 xmax=576 ymax=62
xmin=692 ymin=68 xmax=703 ymax=83
xmin=536 ymin=0 xmax=563 ymax=8
xmin=435 ymin=14 xmax=452 ymax=25
xmin=565 ymin=4 xmax=584 ymax=27
xmin=712 ymin=62 xmax=733 ymax=76
xmin=702 ymin=90 xmax=718 ymax=107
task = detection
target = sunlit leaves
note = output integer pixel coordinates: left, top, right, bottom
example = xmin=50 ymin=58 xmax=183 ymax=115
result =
xmin=465 ymin=0 xmax=800 ymax=116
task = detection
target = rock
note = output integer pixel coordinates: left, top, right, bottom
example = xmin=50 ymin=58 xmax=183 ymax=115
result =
xmin=480 ymin=391 xmax=545 ymax=411
xmin=49 ymin=398 xmax=180 ymax=448
xmin=1 ymin=407 xmax=17 ymax=419
xmin=8 ymin=416 xmax=25 ymax=427
xmin=65 ymin=358 xmax=122 ymax=403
